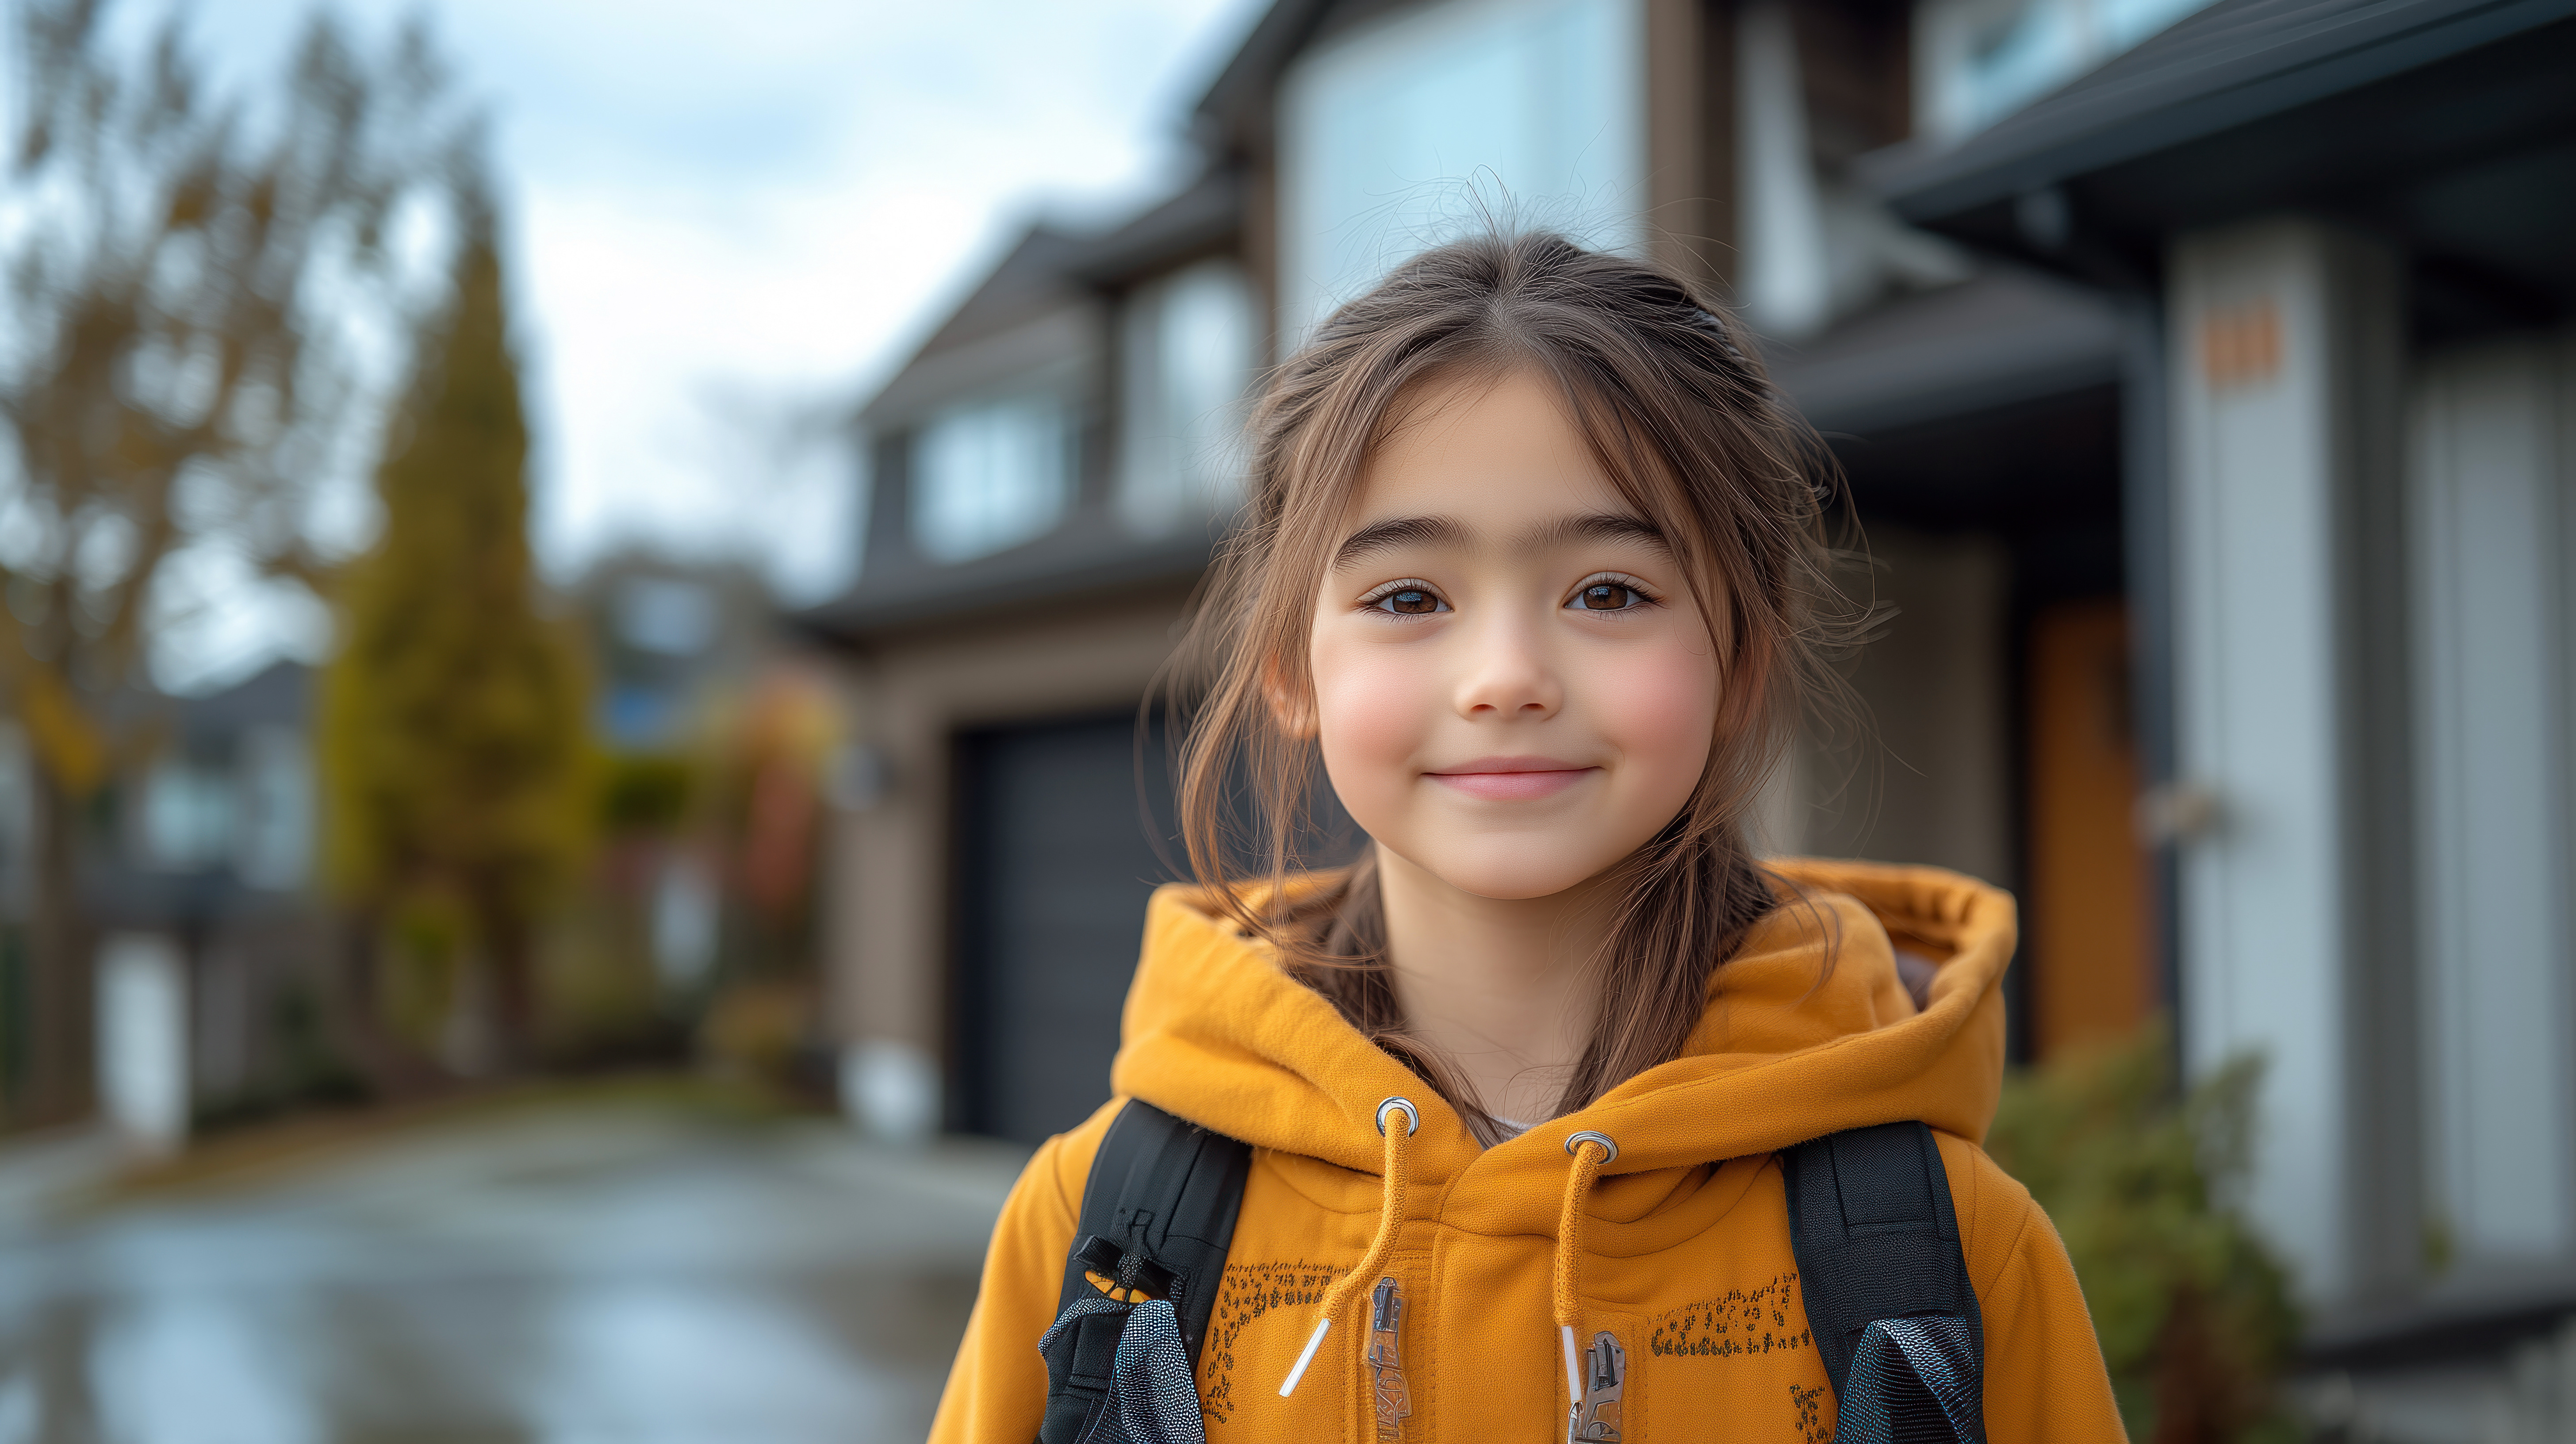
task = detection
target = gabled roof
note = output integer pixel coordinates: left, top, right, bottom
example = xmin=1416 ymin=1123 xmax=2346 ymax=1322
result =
xmin=892 ymin=224 xmax=1095 ymax=374
xmin=814 ymin=163 xmax=1252 ymax=642
xmin=855 ymin=166 xmax=1249 ymax=430
xmin=1064 ymin=167 xmax=1244 ymax=287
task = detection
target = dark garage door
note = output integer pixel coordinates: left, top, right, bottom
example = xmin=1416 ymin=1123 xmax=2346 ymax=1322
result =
xmin=951 ymin=712 xmax=1178 ymax=1144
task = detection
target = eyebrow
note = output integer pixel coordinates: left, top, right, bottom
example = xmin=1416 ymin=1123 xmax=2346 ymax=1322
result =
xmin=1328 ymin=510 xmax=1670 ymax=571
xmin=1330 ymin=514 xmax=1470 ymax=571
xmin=1520 ymin=511 xmax=1673 ymax=556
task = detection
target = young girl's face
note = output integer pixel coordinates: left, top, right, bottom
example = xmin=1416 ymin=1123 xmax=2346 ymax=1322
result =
xmin=1307 ymin=368 xmax=1724 ymax=902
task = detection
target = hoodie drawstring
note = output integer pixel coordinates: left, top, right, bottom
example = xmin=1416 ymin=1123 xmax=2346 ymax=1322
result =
xmin=1556 ymin=1131 xmax=1616 ymax=1412
xmin=1279 ymin=1095 xmax=1417 ymax=1398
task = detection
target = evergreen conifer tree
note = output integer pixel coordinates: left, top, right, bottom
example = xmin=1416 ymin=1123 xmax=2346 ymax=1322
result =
xmin=321 ymin=190 xmax=590 ymax=1073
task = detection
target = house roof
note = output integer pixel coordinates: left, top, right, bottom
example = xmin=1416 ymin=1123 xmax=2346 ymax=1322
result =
xmin=1063 ymin=166 xmax=1244 ymax=287
xmin=813 ymin=164 xmax=1253 ymax=644
xmin=881 ymin=225 xmax=1095 ymax=379
xmin=1877 ymin=0 xmax=2573 ymax=221
xmin=175 ymin=661 xmax=310 ymax=747
xmin=856 ymin=166 xmax=1249 ymax=430
xmin=1866 ymin=0 xmax=2576 ymax=320
xmin=1764 ymin=268 xmax=2125 ymax=438
xmin=1192 ymin=0 xmax=1340 ymax=154
xmin=795 ymin=520 xmax=1219 ymax=645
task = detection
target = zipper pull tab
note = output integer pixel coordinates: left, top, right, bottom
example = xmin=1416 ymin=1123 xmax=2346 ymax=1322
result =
xmin=1564 ymin=1330 xmax=1625 ymax=1443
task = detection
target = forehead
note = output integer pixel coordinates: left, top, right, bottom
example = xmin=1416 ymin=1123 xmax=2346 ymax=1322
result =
xmin=1347 ymin=368 xmax=1634 ymax=531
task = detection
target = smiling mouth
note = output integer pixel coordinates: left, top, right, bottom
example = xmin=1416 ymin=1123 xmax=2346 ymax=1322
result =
xmin=1424 ymin=760 xmax=1599 ymax=801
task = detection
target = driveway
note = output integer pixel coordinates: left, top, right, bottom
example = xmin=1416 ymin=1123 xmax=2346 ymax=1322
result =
xmin=0 ymin=1095 xmax=1025 ymax=1443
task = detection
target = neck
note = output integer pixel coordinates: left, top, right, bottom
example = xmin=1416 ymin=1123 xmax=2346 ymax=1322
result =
xmin=1374 ymin=843 xmax=1611 ymax=1129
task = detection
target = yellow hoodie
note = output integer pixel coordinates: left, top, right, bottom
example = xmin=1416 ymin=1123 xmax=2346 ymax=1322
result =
xmin=932 ymin=859 xmax=2126 ymax=1442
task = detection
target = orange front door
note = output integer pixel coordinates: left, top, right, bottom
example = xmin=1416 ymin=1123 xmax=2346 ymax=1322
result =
xmin=2023 ymin=599 xmax=2154 ymax=1059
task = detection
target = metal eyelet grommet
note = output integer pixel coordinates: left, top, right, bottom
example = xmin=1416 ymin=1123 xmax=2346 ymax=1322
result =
xmin=1564 ymin=1130 xmax=1619 ymax=1164
xmin=1376 ymin=1097 xmax=1420 ymax=1137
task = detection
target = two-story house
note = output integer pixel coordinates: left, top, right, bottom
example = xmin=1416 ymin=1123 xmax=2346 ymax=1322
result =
xmin=807 ymin=0 xmax=2150 ymax=1157
xmin=803 ymin=0 xmax=2576 ymax=1426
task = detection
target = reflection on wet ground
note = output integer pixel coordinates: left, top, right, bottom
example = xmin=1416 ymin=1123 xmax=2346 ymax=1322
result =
xmin=0 ymin=1099 xmax=1026 ymax=1443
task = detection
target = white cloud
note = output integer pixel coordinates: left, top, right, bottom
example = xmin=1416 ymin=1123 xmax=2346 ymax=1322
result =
xmin=177 ymin=0 xmax=1261 ymax=634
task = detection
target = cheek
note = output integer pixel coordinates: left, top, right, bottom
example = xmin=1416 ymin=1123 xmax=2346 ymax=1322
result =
xmin=1308 ymin=630 xmax=1431 ymax=813
xmin=1590 ymin=639 xmax=1721 ymax=791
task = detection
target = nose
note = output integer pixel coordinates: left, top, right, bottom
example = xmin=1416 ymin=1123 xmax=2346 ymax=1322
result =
xmin=1453 ymin=610 xmax=1561 ymax=721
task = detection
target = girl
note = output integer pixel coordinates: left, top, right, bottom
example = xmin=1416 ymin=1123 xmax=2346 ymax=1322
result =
xmin=930 ymin=234 xmax=2124 ymax=1441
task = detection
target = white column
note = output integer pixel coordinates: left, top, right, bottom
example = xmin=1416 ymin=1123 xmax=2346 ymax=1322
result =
xmin=2168 ymin=217 xmax=2403 ymax=1305
xmin=2411 ymin=334 xmax=2576 ymax=1266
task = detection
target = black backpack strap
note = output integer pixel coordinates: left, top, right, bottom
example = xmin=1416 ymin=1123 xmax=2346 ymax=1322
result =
xmin=1783 ymin=1121 xmax=1987 ymax=1443
xmin=1038 ymin=1100 xmax=1251 ymax=1444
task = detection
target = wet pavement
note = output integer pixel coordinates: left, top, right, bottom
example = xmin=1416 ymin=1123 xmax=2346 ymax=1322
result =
xmin=0 ymin=1097 xmax=1027 ymax=1443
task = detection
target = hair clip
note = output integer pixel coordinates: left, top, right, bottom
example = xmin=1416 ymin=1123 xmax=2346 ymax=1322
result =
xmin=1687 ymin=306 xmax=1752 ymax=367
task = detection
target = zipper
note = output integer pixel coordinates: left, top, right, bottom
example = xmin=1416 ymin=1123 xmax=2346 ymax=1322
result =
xmin=1566 ymin=1330 xmax=1625 ymax=1442
xmin=1368 ymin=1276 xmax=1413 ymax=1440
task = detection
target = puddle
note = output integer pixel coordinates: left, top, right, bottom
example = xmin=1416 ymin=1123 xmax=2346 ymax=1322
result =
xmin=0 ymin=1110 xmax=1013 ymax=1444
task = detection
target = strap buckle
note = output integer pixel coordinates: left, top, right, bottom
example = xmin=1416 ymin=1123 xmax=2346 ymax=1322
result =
xmin=1073 ymin=1232 xmax=1176 ymax=1299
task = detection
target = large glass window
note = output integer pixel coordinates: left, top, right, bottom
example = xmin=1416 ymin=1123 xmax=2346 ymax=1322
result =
xmin=1117 ymin=259 xmax=1255 ymax=537
xmin=1278 ymin=0 xmax=1644 ymax=341
xmin=1915 ymin=0 xmax=2213 ymax=140
xmin=910 ymin=395 xmax=1073 ymax=564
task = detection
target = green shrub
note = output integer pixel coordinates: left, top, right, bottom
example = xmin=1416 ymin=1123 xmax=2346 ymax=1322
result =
xmin=1986 ymin=1024 xmax=2301 ymax=1444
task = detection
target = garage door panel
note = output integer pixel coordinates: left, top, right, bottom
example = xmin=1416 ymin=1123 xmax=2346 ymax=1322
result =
xmin=951 ymin=713 xmax=1177 ymax=1144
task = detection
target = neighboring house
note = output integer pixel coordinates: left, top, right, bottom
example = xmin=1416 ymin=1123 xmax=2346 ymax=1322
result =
xmin=127 ymin=664 xmax=333 ymax=1132
xmin=1878 ymin=1 xmax=2576 ymax=1428
xmin=803 ymin=0 xmax=2576 ymax=1425
xmin=571 ymin=552 xmax=841 ymax=1010
xmin=575 ymin=551 xmax=782 ymax=753
xmin=0 ymin=663 xmax=333 ymax=1140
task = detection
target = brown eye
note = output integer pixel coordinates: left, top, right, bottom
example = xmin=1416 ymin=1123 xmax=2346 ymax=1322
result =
xmin=1380 ymin=588 xmax=1441 ymax=615
xmin=1579 ymin=583 xmax=1638 ymax=611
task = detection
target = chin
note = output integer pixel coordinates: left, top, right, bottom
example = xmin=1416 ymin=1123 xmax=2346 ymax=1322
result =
xmin=1425 ymin=852 xmax=1608 ymax=902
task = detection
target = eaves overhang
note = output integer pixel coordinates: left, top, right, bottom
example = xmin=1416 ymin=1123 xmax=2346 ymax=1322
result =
xmin=1192 ymin=0 xmax=1337 ymax=155
xmin=792 ymin=524 xmax=1223 ymax=648
xmin=1878 ymin=0 xmax=2572 ymax=225
xmin=1062 ymin=166 xmax=1245 ymax=289
xmin=1863 ymin=0 xmax=2576 ymax=318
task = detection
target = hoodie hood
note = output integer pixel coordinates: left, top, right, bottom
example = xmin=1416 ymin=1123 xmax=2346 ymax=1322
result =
xmin=1111 ymin=857 xmax=2014 ymax=1187
xmin=934 ymin=858 xmax=2129 ymax=1443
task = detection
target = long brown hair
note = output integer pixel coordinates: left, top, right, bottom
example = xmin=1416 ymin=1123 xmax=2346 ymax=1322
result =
xmin=1163 ymin=232 xmax=1859 ymax=1137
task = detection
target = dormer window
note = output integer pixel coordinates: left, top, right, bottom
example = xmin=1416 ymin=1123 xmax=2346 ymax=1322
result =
xmin=910 ymin=394 xmax=1074 ymax=564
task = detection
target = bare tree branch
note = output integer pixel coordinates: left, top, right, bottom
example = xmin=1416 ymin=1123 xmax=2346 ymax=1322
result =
xmin=0 ymin=0 xmax=470 ymax=1124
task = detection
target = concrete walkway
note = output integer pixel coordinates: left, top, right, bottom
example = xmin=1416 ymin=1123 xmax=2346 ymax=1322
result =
xmin=0 ymin=1094 xmax=1026 ymax=1444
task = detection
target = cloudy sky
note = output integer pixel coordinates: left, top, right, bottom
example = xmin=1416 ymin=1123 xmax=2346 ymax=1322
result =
xmin=165 ymin=0 xmax=1259 ymax=678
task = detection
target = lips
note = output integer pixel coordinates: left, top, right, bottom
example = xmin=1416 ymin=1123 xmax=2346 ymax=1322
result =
xmin=1423 ymin=756 xmax=1599 ymax=801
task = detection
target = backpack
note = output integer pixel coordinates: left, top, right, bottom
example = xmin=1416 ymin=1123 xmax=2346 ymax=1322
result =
xmin=1035 ymin=1101 xmax=1986 ymax=1444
